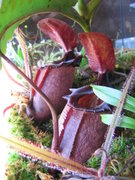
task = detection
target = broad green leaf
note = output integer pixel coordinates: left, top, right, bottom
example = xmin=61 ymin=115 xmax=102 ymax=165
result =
xmin=91 ymin=85 xmax=135 ymax=113
xmin=101 ymin=114 xmax=135 ymax=129
xmin=87 ymin=0 xmax=102 ymax=26
xmin=0 ymin=0 xmax=89 ymax=66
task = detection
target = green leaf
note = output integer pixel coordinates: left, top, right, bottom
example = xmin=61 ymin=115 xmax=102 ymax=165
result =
xmin=91 ymin=85 xmax=135 ymax=113
xmin=87 ymin=0 xmax=102 ymax=26
xmin=101 ymin=114 xmax=135 ymax=129
xmin=91 ymin=85 xmax=135 ymax=112
xmin=0 ymin=24 xmax=18 ymax=68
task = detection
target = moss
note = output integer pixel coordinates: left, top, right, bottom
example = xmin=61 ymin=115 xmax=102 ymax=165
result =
xmin=6 ymin=152 xmax=48 ymax=180
xmin=115 ymin=49 xmax=135 ymax=71
xmin=87 ymin=156 xmax=101 ymax=169
xmin=6 ymin=107 xmax=53 ymax=179
xmin=73 ymin=67 xmax=97 ymax=88
xmin=8 ymin=107 xmax=53 ymax=147
xmin=107 ymin=137 xmax=135 ymax=176
xmin=109 ymin=137 xmax=135 ymax=158
xmin=86 ymin=137 xmax=135 ymax=178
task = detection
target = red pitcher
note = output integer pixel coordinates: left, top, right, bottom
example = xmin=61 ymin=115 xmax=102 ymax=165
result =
xmin=58 ymin=85 xmax=110 ymax=163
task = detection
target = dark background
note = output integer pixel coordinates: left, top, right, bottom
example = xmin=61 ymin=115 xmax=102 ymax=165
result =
xmin=93 ymin=0 xmax=135 ymax=40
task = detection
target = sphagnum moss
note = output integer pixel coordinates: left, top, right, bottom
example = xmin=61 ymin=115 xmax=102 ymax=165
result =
xmin=86 ymin=137 xmax=135 ymax=178
xmin=6 ymin=107 xmax=54 ymax=179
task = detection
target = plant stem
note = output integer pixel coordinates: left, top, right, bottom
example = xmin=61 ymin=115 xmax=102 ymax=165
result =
xmin=99 ymin=61 xmax=135 ymax=177
xmin=71 ymin=14 xmax=90 ymax=32
xmin=0 ymin=51 xmax=59 ymax=151
xmin=113 ymin=70 xmax=127 ymax=77
xmin=15 ymin=28 xmax=32 ymax=80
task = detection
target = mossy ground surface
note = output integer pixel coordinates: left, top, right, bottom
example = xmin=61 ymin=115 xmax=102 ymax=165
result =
xmin=6 ymin=107 xmax=57 ymax=180
xmin=86 ymin=136 xmax=135 ymax=177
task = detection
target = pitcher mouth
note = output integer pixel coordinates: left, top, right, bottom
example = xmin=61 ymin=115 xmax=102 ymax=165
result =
xmin=63 ymin=85 xmax=111 ymax=113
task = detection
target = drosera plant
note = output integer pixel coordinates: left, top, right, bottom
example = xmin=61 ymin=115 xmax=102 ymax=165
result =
xmin=29 ymin=38 xmax=64 ymax=66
